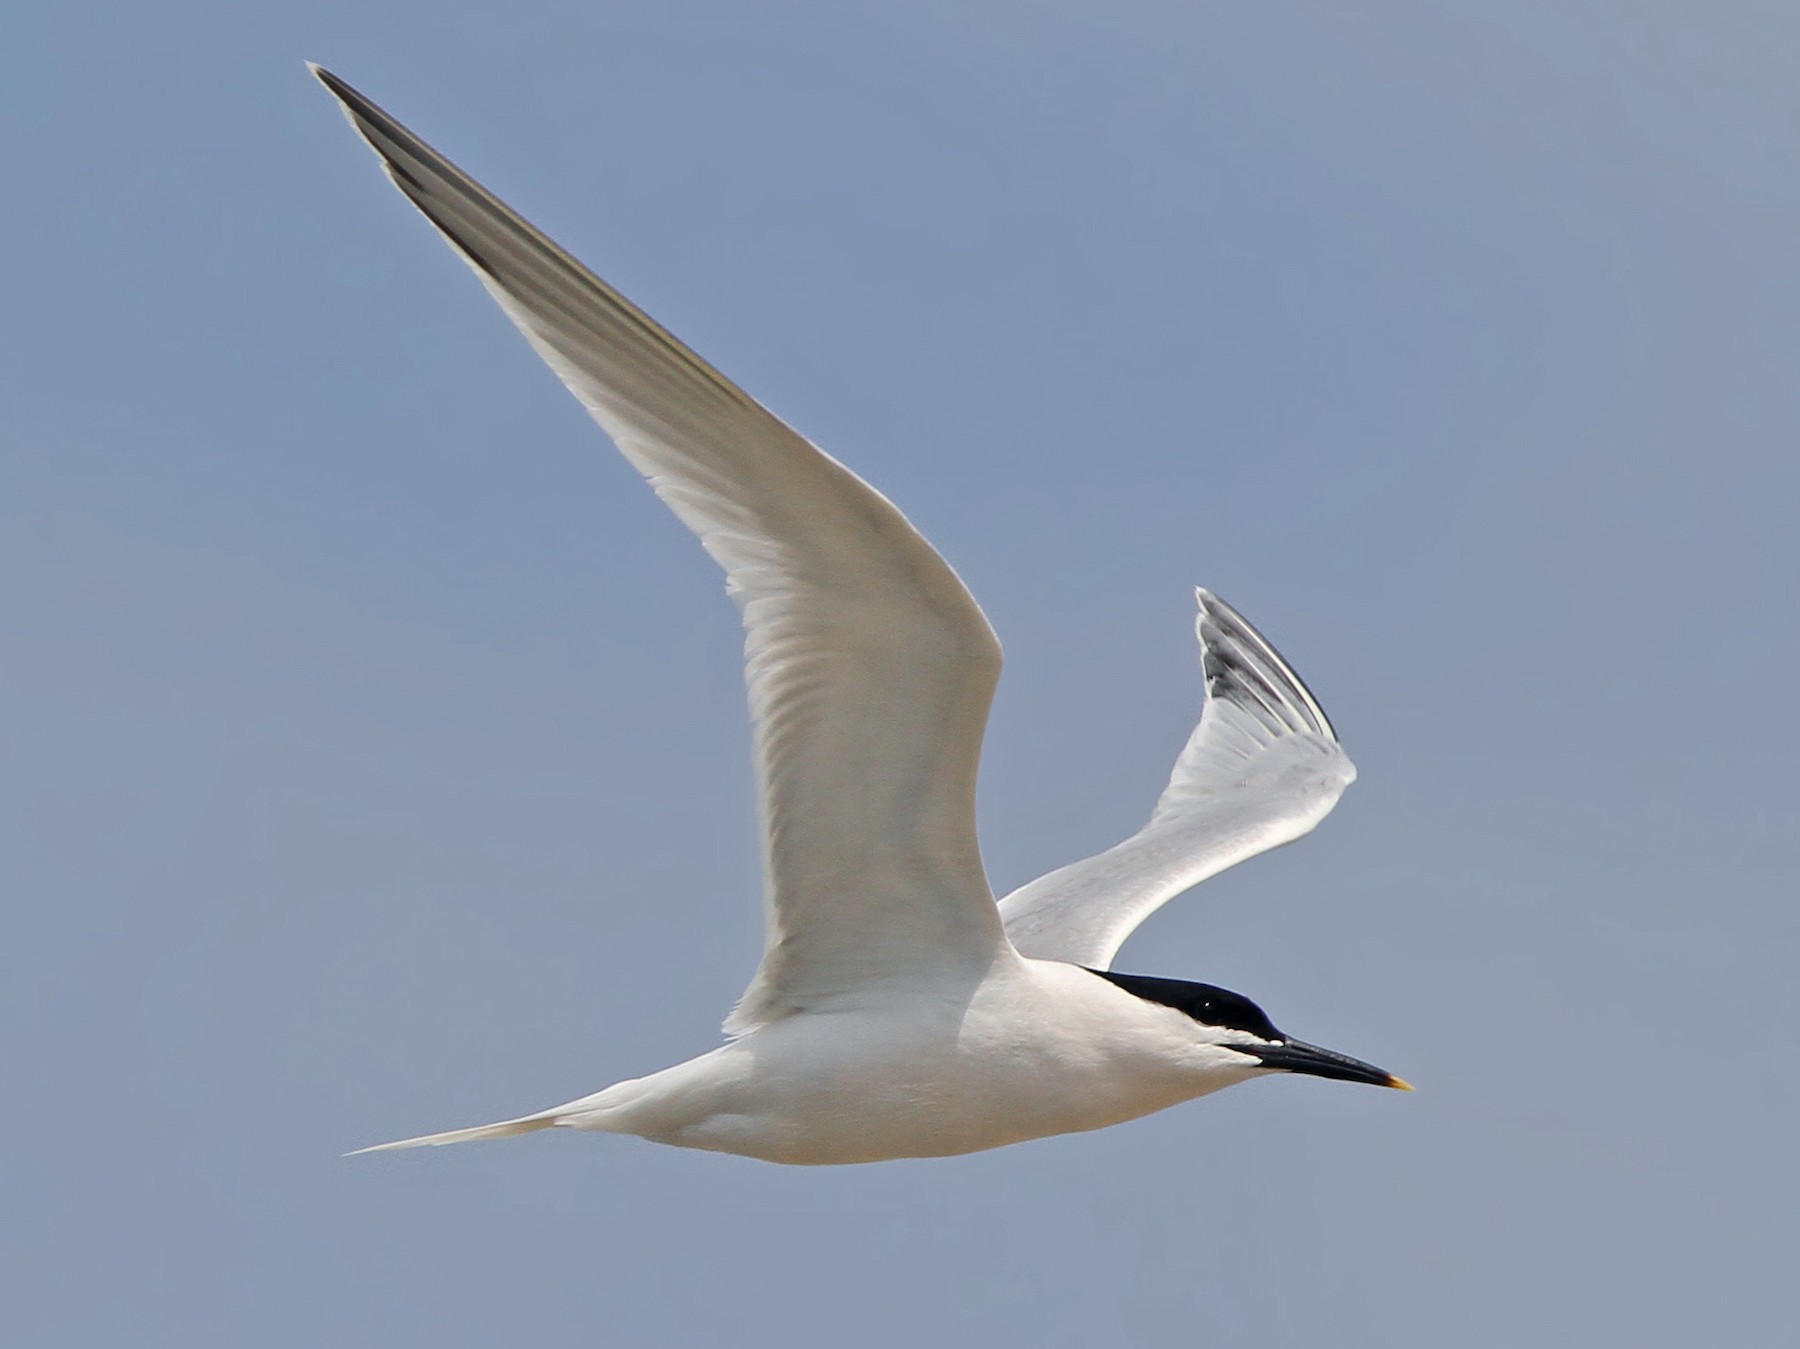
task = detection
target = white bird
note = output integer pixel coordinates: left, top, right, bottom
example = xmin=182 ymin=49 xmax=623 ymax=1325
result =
xmin=314 ymin=66 xmax=1409 ymax=1166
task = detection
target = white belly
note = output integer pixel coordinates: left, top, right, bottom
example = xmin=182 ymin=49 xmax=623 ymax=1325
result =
xmin=565 ymin=959 xmax=1256 ymax=1165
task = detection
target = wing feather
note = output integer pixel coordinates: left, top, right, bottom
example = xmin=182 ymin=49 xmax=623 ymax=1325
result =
xmin=314 ymin=69 xmax=1006 ymax=1032
xmin=998 ymin=590 xmax=1353 ymax=968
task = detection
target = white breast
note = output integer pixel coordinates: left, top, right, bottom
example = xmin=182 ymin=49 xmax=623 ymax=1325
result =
xmin=561 ymin=958 xmax=1263 ymax=1164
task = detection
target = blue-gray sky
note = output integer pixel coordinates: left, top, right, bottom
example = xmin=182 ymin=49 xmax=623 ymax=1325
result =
xmin=6 ymin=3 xmax=1797 ymax=1345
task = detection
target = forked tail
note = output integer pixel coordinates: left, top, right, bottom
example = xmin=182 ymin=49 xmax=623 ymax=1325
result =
xmin=345 ymin=1110 xmax=559 ymax=1156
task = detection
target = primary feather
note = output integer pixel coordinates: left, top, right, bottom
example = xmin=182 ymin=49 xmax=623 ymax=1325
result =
xmin=312 ymin=66 xmax=1006 ymax=1035
xmin=998 ymin=589 xmax=1355 ymax=968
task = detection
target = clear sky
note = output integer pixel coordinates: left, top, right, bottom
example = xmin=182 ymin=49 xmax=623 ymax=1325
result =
xmin=6 ymin=3 xmax=1798 ymax=1345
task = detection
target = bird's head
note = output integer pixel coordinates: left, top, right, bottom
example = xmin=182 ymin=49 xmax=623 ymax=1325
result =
xmin=1091 ymin=969 xmax=1412 ymax=1091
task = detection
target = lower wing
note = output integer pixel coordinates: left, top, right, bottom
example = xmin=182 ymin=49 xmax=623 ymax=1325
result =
xmin=998 ymin=590 xmax=1355 ymax=969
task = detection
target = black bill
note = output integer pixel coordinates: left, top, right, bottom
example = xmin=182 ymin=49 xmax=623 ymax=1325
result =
xmin=1243 ymin=1038 xmax=1412 ymax=1090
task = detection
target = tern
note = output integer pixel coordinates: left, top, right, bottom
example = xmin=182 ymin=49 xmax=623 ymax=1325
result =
xmin=315 ymin=66 xmax=1410 ymax=1166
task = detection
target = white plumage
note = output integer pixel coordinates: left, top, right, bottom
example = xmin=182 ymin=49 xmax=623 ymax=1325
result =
xmin=1000 ymin=589 xmax=1355 ymax=969
xmin=315 ymin=66 xmax=1406 ymax=1166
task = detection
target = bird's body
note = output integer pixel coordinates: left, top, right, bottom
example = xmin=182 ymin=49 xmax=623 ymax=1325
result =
xmin=529 ymin=957 xmax=1254 ymax=1165
xmin=314 ymin=66 xmax=1408 ymax=1167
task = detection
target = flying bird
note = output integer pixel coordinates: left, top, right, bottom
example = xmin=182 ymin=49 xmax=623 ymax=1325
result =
xmin=313 ymin=65 xmax=1409 ymax=1166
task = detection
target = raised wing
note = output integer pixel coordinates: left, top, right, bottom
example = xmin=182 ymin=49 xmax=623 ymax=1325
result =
xmin=313 ymin=68 xmax=1006 ymax=1032
xmin=998 ymin=590 xmax=1354 ymax=968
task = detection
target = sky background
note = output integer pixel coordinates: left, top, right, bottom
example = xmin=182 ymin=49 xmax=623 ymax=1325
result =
xmin=6 ymin=2 xmax=1798 ymax=1345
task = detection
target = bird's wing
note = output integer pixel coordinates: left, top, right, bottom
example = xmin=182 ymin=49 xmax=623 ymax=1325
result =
xmin=998 ymin=590 xmax=1354 ymax=969
xmin=314 ymin=68 xmax=1006 ymax=1033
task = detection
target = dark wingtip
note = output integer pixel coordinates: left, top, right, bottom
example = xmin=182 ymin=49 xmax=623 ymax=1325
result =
xmin=307 ymin=63 xmax=375 ymax=120
xmin=1191 ymin=584 xmax=1338 ymax=743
